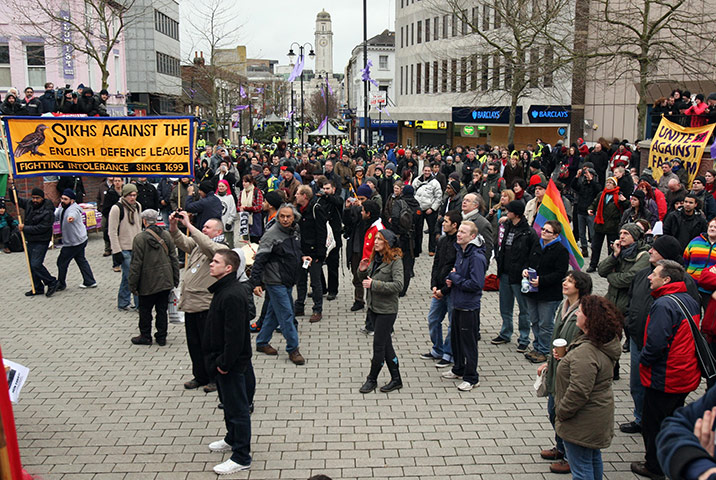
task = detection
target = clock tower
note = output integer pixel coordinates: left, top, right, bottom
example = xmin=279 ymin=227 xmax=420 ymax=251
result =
xmin=314 ymin=9 xmax=333 ymax=76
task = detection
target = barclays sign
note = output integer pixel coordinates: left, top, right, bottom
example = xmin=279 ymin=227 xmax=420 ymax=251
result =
xmin=452 ymin=106 xmax=523 ymax=125
xmin=527 ymin=105 xmax=571 ymax=124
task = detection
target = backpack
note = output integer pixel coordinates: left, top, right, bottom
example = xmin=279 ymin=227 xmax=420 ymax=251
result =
xmin=397 ymin=199 xmax=413 ymax=236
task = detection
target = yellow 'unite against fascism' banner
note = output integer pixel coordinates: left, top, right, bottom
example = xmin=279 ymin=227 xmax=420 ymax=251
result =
xmin=648 ymin=117 xmax=716 ymax=188
xmin=2 ymin=116 xmax=195 ymax=177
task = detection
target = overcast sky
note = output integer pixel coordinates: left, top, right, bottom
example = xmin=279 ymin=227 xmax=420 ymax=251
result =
xmin=180 ymin=0 xmax=395 ymax=71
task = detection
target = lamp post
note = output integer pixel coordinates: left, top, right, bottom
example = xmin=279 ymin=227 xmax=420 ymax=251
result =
xmin=287 ymin=42 xmax=315 ymax=145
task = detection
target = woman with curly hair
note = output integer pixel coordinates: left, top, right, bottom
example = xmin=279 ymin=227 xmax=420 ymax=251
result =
xmin=553 ymin=295 xmax=622 ymax=480
xmin=357 ymin=229 xmax=404 ymax=394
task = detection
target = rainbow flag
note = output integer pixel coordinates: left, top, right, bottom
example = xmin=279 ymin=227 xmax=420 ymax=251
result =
xmin=534 ymin=179 xmax=584 ymax=270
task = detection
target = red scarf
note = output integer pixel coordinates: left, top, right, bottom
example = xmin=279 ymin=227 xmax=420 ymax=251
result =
xmin=514 ymin=189 xmax=524 ymax=200
xmin=595 ymin=186 xmax=620 ymax=224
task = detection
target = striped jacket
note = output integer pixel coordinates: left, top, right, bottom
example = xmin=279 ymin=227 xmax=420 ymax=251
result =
xmin=684 ymin=234 xmax=716 ymax=291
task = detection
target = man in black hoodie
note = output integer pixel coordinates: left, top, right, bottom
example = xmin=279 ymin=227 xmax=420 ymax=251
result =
xmin=13 ymin=185 xmax=58 ymax=296
xmin=0 ymin=93 xmax=25 ymax=115
xmin=205 ymin=250 xmax=253 ymax=475
xmin=77 ymin=88 xmax=100 ymax=116
xmin=39 ymin=83 xmax=57 ymax=113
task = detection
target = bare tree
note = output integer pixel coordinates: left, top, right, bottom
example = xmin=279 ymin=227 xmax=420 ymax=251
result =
xmin=307 ymin=88 xmax=338 ymax=127
xmin=588 ymin=0 xmax=716 ymax=139
xmin=10 ymin=0 xmax=143 ymax=90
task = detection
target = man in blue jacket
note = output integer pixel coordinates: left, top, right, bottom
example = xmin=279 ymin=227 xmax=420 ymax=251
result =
xmin=441 ymin=220 xmax=487 ymax=392
xmin=186 ymin=180 xmax=223 ymax=229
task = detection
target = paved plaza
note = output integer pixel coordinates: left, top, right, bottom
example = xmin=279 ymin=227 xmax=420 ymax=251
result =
xmin=1 ymin=235 xmax=689 ymax=479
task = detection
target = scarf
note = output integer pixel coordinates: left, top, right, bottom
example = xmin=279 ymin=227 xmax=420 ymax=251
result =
xmin=215 ymin=179 xmax=232 ymax=196
xmin=119 ymin=196 xmax=138 ymax=225
xmin=620 ymin=242 xmax=638 ymax=259
xmin=212 ymin=233 xmax=226 ymax=244
xmin=240 ymin=184 xmax=255 ymax=225
xmin=595 ymin=186 xmax=620 ymax=225
xmin=514 ymin=189 xmax=524 ymax=200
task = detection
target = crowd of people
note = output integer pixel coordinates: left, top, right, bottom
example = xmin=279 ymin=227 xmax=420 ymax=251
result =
xmin=0 ymin=83 xmax=112 ymax=117
xmin=6 ymin=127 xmax=716 ymax=477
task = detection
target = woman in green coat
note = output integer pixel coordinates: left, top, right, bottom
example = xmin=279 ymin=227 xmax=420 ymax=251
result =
xmin=536 ymin=270 xmax=593 ymax=475
xmin=357 ymin=229 xmax=404 ymax=394
xmin=554 ymin=295 xmax=623 ymax=480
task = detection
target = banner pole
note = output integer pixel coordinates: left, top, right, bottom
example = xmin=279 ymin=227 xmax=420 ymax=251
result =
xmin=9 ymin=176 xmax=36 ymax=294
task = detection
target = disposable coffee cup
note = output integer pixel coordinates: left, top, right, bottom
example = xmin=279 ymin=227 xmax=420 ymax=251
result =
xmin=553 ymin=338 xmax=567 ymax=357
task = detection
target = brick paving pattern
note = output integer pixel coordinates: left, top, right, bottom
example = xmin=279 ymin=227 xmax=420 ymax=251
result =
xmin=2 ymin=235 xmax=696 ymax=479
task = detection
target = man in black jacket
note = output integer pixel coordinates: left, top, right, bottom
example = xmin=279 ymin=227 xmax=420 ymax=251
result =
xmin=39 ymin=83 xmax=57 ymax=113
xmin=77 ymin=88 xmax=100 ymax=116
xmin=134 ymin=178 xmax=160 ymax=211
xmin=317 ymin=179 xmax=343 ymax=301
xmin=420 ymin=210 xmax=461 ymax=368
xmin=572 ymin=167 xmax=602 ymax=257
xmin=294 ymin=185 xmax=327 ymax=322
xmin=620 ymin=235 xmax=700 ymax=436
xmin=663 ymin=194 xmax=708 ymax=251
xmin=14 ymin=186 xmax=58 ymax=296
xmin=20 ymin=87 xmax=43 ymax=115
xmin=205 ymin=250 xmax=253 ymax=475
xmin=492 ymin=201 xmax=538 ymax=352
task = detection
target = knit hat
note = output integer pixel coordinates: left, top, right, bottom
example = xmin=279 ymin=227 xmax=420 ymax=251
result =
xmin=365 ymin=176 xmax=378 ymax=187
xmin=199 ymin=180 xmax=214 ymax=194
xmin=606 ymin=176 xmax=618 ymax=186
xmin=121 ymin=184 xmax=137 ymax=196
xmin=506 ymin=200 xmax=525 ymax=216
xmin=630 ymin=190 xmax=645 ymax=202
xmin=397 ymin=149 xmax=405 ymax=156
xmin=379 ymin=229 xmax=398 ymax=248
xmin=620 ymin=223 xmax=642 ymax=242
xmin=447 ymin=180 xmax=461 ymax=194
xmin=356 ymin=184 xmax=372 ymax=197
xmin=696 ymin=93 xmax=705 ymax=102
xmin=355 ymin=165 xmax=364 ymax=171
xmin=708 ymin=92 xmax=716 ymax=102
xmin=534 ymin=181 xmax=548 ymax=190
xmin=31 ymin=187 xmax=44 ymax=198
xmin=694 ymin=176 xmax=707 ymax=185
xmin=385 ymin=162 xmax=397 ymax=172
xmin=62 ymin=188 xmax=76 ymax=200
xmin=250 ymin=164 xmax=262 ymax=172
xmin=99 ymin=89 xmax=109 ymax=96
xmin=265 ymin=191 xmax=282 ymax=210
xmin=403 ymin=185 xmax=414 ymax=196
xmin=530 ymin=160 xmax=541 ymax=169
xmin=652 ymin=235 xmax=683 ymax=263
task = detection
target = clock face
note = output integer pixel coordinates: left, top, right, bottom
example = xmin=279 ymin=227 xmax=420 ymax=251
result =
xmin=319 ymin=39 xmax=328 ymax=47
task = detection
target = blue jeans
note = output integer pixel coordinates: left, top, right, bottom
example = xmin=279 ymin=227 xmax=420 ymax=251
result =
xmin=27 ymin=241 xmax=57 ymax=290
xmin=563 ymin=440 xmax=602 ymax=480
xmin=547 ymin=394 xmax=565 ymax=456
xmin=525 ymin=297 xmax=560 ymax=355
xmin=216 ymin=364 xmax=254 ymax=466
xmin=428 ymin=293 xmax=453 ymax=361
xmin=256 ymin=284 xmax=299 ymax=353
xmin=577 ymin=214 xmax=594 ymax=250
xmin=118 ymin=250 xmax=138 ymax=309
xmin=498 ymin=275 xmax=530 ymax=345
xmin=629 ymin=338 xmax=644 ymax=425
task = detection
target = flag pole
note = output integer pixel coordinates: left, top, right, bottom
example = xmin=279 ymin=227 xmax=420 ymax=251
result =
xmin=9 ymin=176 xmax=36 ymax=294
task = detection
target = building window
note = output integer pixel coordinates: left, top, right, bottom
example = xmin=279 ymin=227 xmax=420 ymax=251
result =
xmin=416 ymin=63 xmax=422 ymax=94
xmin=156 ymin=51 xmax=180 ymax=77
xmin=433 ymin=60 xmax=438 ymax=93
xmin=460 ymin=57 xmax=467 ymax=92
xmin=481 ymin=54 xmax=489 ymax=91
xmin=424 ymin=62 xmax=430 ymax=93
xmin=441 ymin=60 xmax=448 ymax=92
xmin=433 ymin=17 xmax=439 ymax=40
xmin=400 ymin=66 xmax=403 ymax=95
xmin=544 ymin=46 xmax=554 ymax=87
xmin=472 ymin=8 xmax=478 ymax=32
xmin=0 ymin=44 xmax=10 ymax=88
xmin=492 ymin=54 xmax=501 ymax=89
xmin=452 ymin=14 xmax=458 ymax=36
xmin=379 ymin=55 xmax=388 ymax=70
xmin=410 ymin=64 xmax=414 ymax=95
xmin=470 ymin=55 xmax=477 ymax=90
xmin=154 ymin=9 xmax=179 ymax=41
xmin=529 ymin=48 xmax=539 ymax=88
xmin=462 ymin=10 xmax=468 ymax=34
xmin=451 ymin=59 xmax=457 ymax=92
xmin=425 ymin=18 xmax=430 ymax=42
xmin=26 ymin=44 xmax=46 ymax=87
xmin=400 ymin=26 xmax=403 ymax=48
xmin=417 ymin=20 xmax=422 ymax=43
xmin=494 ymin=1 xmax=502 ymax=28
xmin=482 ymin=5 xmax=491 ymax=30
xmin=411 ymin=23 xmax=415 ymax=45
xmin=442 ymin=15 xmax=448 ymax=39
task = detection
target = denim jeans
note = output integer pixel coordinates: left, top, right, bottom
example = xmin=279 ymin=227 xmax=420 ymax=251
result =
xmin=256 ymin=284 xmax=299 ymax=353
xmin=428 ymin=293 xmax=453 ymax=361
xmin=498 ymin=275 xmax=530 ymax=345
xmin=216 ymin=364 xmax=254 ymax=466
xmin=525 ymin=297 xmax=560 ymax=355
xmin=118 ymin=250 xmax=138 ymax=309
xmin=629 ymin=338 xmax=644 ymax=425
xmin=563 ymin=440 xmax=602 ymax=480
xmin=27 ymin=241 xmax=57 ymax=290
xmin=295 ymin=258 xmax=323 ymax=313
xmin=56 ymin=239 xmax=96 ymax=288
xmin=577 ymin=214 xmax=594 ymax=249
xmin=547 ymin=394 xmax=565 ymax=456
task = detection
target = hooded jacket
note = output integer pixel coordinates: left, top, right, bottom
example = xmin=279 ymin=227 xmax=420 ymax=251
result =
xmin=640 ymin=281 xmax=701 ymax=394
xmin=497 ymin=217 xmax=538 ymax=284
xmin=77 ymin=89 xmax=100 ymax=116
xmin=185 ymin=191 xmax=223 ymax=230
xmin=16 ymin=196 xmax=54 ymax=243
xmin=0 ymin=94 xmax=25 ymax=115
xmin=462 ymin=208 xmax=493 ymax=259
xmin=555 ymin=336 xmax=621 ymax=449
xmin=298 ymin=197 xmax=327 ymax=260
xmin=412 ymin=174 xmax=442 ymax=212
xmin=597 ymin=242 xmax=651 ymax=313
xmin=447 ymin=235 xmax=487 ymax=310
xmin=250 ymin=220 xmax=302 ymax=288
xmin=128 ymin=225 xmax=180 ymax=296
xmin=664 ymin=208 xmax=708 ymax=251
xmin=357 ymin=254 xmax=404 ymax=314
xmin=526 ymin=238 xmax=570 ymax=302
xmin=54 ymin=202 xmax=88 ymax=246
xmin=684 ymin=234 xmax=716 ymax=288
xmin=431 ymin=231 xmax=458 ymax=295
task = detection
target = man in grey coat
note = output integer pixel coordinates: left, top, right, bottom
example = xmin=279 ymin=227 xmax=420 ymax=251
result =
xmin=54 ymin=188 xmax=96 ymax=291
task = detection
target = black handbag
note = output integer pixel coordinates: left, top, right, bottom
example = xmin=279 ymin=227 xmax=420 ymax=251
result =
xmin=667 ymin=294 xmax=716 ymax=381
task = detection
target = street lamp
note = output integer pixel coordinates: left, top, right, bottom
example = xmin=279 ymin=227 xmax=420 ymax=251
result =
xmin=287 ymin=42 xmax=314 ymax=145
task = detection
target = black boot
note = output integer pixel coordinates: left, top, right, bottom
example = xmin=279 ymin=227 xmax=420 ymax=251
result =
xmin=380 ymin=378 xmax=403 ymax=392
xmin=359 ymin=377 xmax=377 ymax=393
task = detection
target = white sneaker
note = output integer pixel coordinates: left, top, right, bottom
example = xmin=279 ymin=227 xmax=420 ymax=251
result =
xmin=213 ymin=458 xmax=250 ymax=474
xmin=208 ymin=439 xmax=232 ymax=452
xmin=441 ymin=370 xmax=462 ymax=379
xmin=457 ymin=381 xmax=479 ymax=391
xmin=78 ymin=282 xmax=97 ymax=289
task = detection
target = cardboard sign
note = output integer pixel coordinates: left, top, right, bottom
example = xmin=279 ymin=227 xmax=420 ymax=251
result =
xmin=649 ymin=117 xmax=716 ymax=187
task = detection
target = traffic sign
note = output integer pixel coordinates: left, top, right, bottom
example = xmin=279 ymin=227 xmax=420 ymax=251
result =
xmin=370 ymin=91 xmax=387 ymax=106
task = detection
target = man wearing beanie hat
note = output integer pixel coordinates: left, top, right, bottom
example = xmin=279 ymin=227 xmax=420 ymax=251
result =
xmin=54 ymin=188 xmax=97 ymax=292
xmin=690 ymin=175 xmax=716 ymax=220
xmin=379 ymin=162 xmax=401 ymax=203
xmin=10 ymin=180 xmax=58 ymax=296
xmin=185 ymin=180 xmax=223 ymax=231
xmin=109 ymin=182 xmax=143 ymax=310
xmin=278 ymin=165 xmax=299 ymax=203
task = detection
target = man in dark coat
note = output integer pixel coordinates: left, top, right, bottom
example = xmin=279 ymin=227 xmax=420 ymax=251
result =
xmin=20 ymin=87 xmax=43 ymax=115
xmin=186 ymin=180 xmax=223 ymax=229
xmin=77 ymin=88 xmax=100 ymax=116
xmin=39 ymin=83 xmax=57 ymax=113
xmin=294 ymin=185 xmax=327 ymax=322
xmin=663 ymin=194 xmax=708 ymax=251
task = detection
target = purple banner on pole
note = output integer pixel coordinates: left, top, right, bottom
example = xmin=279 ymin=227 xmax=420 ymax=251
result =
xmin=60 ymin=10 xmax=74 ymax=80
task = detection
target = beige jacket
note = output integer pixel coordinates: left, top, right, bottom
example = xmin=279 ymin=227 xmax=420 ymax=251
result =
xmin=108 ymin=201 xmax=143 ymax=253
xmin=171 ymin=228 xmax=230 ymax=313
